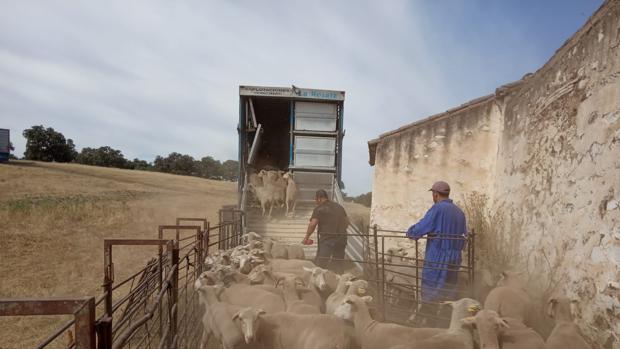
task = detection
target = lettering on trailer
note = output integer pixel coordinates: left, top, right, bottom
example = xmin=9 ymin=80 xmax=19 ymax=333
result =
xmin=240 ymin=86 xmax=344 ymax=101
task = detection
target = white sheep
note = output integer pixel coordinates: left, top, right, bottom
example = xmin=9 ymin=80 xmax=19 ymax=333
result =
xmin=461 ymin=309 xmax=546 ymax=349
xmin=389 ymin=298 xmax=482 ymax=349
xmin=219 ymin=283 xmax=285 ymax=314
xmin=237 ymin=308 xmax=353 ymax=349
xmin=334 ymin=295 xmax=445 ymax=349
xmin=325 ymin=273 xmax=357 ymax=314
xmin=484 ymin=271 xmax=534 ymax=327
xmin=546 ymin=297 xmax=591 ymax=349
xmin=277 ymin=275 xmax=321 ymax=314
xmin=282 ymin=171 xmax=298 ymax=217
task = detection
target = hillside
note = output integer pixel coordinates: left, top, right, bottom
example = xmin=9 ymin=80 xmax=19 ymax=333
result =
xmin=0 ymin=161 xmax=237 ymax=348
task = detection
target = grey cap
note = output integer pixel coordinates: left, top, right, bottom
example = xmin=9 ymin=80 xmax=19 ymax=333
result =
xmin=429 ymin=181 xmax=450 ymax=195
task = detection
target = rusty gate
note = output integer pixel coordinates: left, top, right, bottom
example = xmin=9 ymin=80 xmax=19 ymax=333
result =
xmin=0 ymin=208 xmax=244 ymax=349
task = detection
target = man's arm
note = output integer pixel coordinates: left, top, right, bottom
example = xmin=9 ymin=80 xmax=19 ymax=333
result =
xmin=303 ymin=218 xmax=319 ymax=244
xmin=406 ymin=206 xmax=437 ymax=240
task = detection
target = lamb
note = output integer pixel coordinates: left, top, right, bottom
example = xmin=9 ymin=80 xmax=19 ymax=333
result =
xmin=546 ymin=297 xmax=591 ymax=349
xmin=283 ymin=171 xmax=298 ymax=217
xmin=461 ymin=309 xmax=545 ymax=349
xmin=388 ymin=298 xmax=481 ymax=349
xmin=278 ymin=275 xmax=321 ymax=314
xmin=236 ymin=307 xmax=353 ymax=349
xmin=334 ymin=295 xmax=445 ymax=349
xmin=325 ymin=273 xmax=357 ymax=314
xmin=219 ymin=283 xmax=285 ymax=314
xmin=484 ymin=271 xmax=534 ymax=327
xmin=303 ymin=266 xmax=339 ymax=295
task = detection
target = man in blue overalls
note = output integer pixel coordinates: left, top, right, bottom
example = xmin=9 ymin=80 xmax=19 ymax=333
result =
xmin=406 ymin=181 xmax=467 ymax=325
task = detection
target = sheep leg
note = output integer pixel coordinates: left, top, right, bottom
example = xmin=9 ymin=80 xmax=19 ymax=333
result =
xmin=292 ymin=201 xmax=297 ymax=216
xmin=268 ymin=201 xmax=274 ymax=218
xmin=285 ymin=200 xmax=290 ymax=216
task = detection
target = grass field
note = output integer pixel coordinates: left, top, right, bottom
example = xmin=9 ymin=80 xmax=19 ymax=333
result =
xmin=0 ymin=161 xmax=370 ymax=348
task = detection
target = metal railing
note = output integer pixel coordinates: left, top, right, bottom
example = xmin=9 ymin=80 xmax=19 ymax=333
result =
xmin=0 ymin=209 xmax=244 ymax=349
xmin=316 ymin=225 xmax=475 ymax=326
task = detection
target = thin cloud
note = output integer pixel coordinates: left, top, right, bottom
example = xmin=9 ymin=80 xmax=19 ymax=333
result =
xmin=0 ymin=0 xmax=601 ymax=194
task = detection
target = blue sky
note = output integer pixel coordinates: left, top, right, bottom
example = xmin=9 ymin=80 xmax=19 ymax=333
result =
xmin=0 ymin=0 xmax=603 ymax=195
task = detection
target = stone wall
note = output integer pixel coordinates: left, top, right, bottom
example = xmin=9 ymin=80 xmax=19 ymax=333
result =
xmin=368 ymin=1 xmax=620 ymax=346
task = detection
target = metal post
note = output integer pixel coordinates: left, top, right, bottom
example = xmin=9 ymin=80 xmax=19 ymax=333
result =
xmin=169 ymin=242 xmax=179 ymax=349
xmin=75 ymin=298 xmax=96 ymax=349
xmin=205 ymin=221 xmax=211 ymax=256
xmin=372 ymin=225 xmax=380 ymax=317
xmin=380 ymin=235 xmax=386 ymax=321
xmin=415 ymin=238 xmax=420 ymax=311
xmin=196 ymin=229 xmax=203 ymax=276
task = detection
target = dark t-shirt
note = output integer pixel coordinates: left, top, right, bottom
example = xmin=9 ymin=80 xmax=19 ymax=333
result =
xmin=310 ymin=200 xmax=348 ymax=242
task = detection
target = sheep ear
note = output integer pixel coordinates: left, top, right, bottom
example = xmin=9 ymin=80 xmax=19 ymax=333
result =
xmin=232 ymin=310 xmax=241 ymax=320
xmin=345 ymin=281 xmax=353 ymax=286
xmin=257 ymin=309 xmax=266 ymax=315
xmin=497 ymin=318 xmax=509 ymax=329
xmin=302 ymin=266 xmax=314 ymax=273
xmin=361 ymin=296 xmax=373 ymax=303
xmin=546 ymin=298 xmax=558 ymax=318
xmin=461 ymin=316 xmax=476 ymax=328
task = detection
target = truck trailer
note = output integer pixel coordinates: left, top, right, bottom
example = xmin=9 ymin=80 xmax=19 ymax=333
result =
xmin=0 ymin=129 xmax=10 ymax=162
xmin=237 ymin=85 xmax=363 ymax=261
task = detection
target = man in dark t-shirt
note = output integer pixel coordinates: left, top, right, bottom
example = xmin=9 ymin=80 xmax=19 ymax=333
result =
xmin=302 ymin=189 xmax=349 ymax=273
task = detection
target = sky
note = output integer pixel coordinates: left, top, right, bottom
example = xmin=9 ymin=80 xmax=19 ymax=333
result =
xmin=0 ymin=0 xmax=604 ymax=195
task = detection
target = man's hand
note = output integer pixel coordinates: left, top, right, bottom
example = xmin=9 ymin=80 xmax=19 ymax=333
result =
xmin=302 ymin=238 xmax=314 ymax=245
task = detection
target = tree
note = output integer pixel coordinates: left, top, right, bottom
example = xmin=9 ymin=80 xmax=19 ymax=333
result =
xmin=197 ymin=156 xmax=222 ymax=179
xmin=75 ymin=146 xmax=129 ymax=168
xmin=22 ymin=126 xmax=77 ymax=162
xmin=129 ymin=158 xmax=152 ymax=170
xmin=220 ymin=160 xmax=239 ymax=181
xmin=351 ymin=192 xmax=372 ymax=208
xmin=8 ymin=141 xmax=14 ymax=151
xmin=154 ymin=152 xmax=197 ymax=176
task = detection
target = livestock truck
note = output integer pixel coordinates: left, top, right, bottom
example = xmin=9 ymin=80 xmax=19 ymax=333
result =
xmin=0 ymin=129 xmax=10 ymax=162
xmin=237 ymin=85 xmax=363 ymax=262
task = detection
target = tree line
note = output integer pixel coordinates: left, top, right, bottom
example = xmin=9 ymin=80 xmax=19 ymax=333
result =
xmin=16 ymin=125 xmax=238 ymax=181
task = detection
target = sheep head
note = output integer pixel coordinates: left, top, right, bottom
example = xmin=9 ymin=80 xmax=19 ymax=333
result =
xmin=345 ymin=279 xmax=368 ymax=296
xmin=461 ymin=309 xmax=508 ymax=349
xmin=303 ymin=266 xmax=329 ymax=292
xmin=334 ymin=295 xmax=373 ymax=321
xmin=547 ymin=297 xmax=578 ymax=322
xmin=232 ymin=307 xmax=265 ymax=344
xmin=248 ymin=264 xmax=272 ymax=284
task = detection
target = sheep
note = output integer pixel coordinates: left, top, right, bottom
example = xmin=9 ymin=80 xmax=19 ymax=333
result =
xmin=249 ymin=183 xmax=276 ymax=217
xmin=325 ymin=273 xmax=357 ymax=314
xmin=303 ymin=266 xmax=339 ymax=296
xmin=237 ymin=308 xmax=353 ymax=349
xmin=277 ymin=275 xmax=321 ymax=314
xmin=286 ymin=243 xmax=306 ymax=260
xmin=389 ymin=298 xmax=482 ymax=349
xmin=334 ymin=295 xmax=445 ymax=349
xmin=195 ymin=285 xmax=251 ymax=349
xmin=270 ymin=239 xmax=289 ymax=259
xmin=219 ymin=283 xmax=286 ymax=314
xmin=282 ymin=171 xmax=298 ymax=217
xmin=546 ymin=297 xmax=591 ymax=349
xmin=241 ymin=231 xmax=262 ymax=244
xmin=484 ymin=271 xmax=534 ymax=327
xmin=462 ymin=309 xmax=545 ymax=349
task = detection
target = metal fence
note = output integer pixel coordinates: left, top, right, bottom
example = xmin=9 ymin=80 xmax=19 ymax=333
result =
xmin=318 ymin=225 xmax=475 ymax=327
xmin=0 ymin=208 xmax=244 ymax=349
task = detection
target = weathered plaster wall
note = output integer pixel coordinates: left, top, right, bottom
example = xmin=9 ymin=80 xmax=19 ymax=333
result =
xmin=493 ymin=2 xmax=620 ymax=345
xmin=369 ymin=1 xmax=619 ymax=346
xmin=370 ymin=98 xmax=501 ymax=231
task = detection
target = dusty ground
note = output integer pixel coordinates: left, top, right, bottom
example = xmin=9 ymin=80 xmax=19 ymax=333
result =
xmin=0 ymin=161 xmax=237 ymax=348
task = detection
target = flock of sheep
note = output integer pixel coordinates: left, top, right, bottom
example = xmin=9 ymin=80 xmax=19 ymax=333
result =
xmin=194 ymin=232 xmax=592 ymax=349
xmin=248 ymin=169 xmax=298 ymax=218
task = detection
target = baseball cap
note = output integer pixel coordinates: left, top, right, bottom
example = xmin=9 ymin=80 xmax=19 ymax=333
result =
xmin=429 ymin=181 xmax=450 ymax=195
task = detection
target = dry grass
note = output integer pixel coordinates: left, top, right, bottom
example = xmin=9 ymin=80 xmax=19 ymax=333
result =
xmin=0 ymin=161 xmax=236 ymax=348
xmin=343 ymin=201 xmax=370 ymax=234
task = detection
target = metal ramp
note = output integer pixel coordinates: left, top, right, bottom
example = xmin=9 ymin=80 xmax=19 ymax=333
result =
xmin=245 ymin=204 xmax=318 ymax=259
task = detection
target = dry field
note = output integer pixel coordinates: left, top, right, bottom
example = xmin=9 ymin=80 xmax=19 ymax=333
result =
xmin=0 ymin=161 xmax=370 ymax=348
xmin=0 ymin=161 xmax=237 ymax=348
